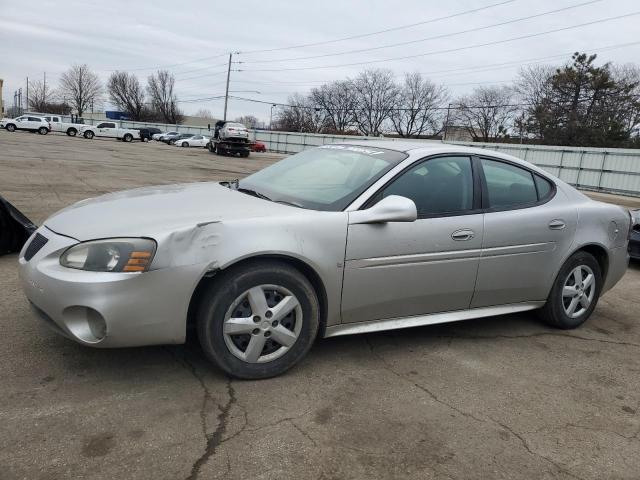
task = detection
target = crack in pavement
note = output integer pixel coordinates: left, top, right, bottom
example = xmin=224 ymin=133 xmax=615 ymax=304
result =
xmin=363 ymin=336 xmax=588 ymax=480
xmin=432 ymin=331 xmax=640 ymax=349
xmin=163 ymin=348 xmax=236 ymax=480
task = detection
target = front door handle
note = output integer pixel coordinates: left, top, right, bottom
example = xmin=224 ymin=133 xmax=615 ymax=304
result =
xmin=549 ymin=219 xmax=566 ymax=230
xmin=451 ymin=229 xmax=475 ymax=241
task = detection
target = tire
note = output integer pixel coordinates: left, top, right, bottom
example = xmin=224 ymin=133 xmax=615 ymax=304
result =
xmin=38 ymin=127 xmax=48 ymax=135
xmin=539 ymin=251 xmax=602 ymax=329
xmin=216 ymin=147 xmax=225 ymax=156
xmin=123 ymin=133 xmax=133 ymax=142
xmin=181 ymin=141 xmax=189 ymax=147
xmin=207 ymin=142 xmax=215 ymax=153
xmin=84 ymin=131 xmax=94 ymax=139
xmin=197 ymin=260 xmax=320 ymax=379
xmin=67 ymin=128 xmax=77 ymax=137
xmin=6 ymin=124 xmax=16 ymax=132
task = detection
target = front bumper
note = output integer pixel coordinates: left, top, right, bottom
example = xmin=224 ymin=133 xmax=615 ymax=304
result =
xmin=18 ymin=227 xmax=203 ymax=348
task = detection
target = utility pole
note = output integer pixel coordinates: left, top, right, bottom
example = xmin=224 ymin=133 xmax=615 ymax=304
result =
xmin=443 ymin=103 xmax=452 ymax=142
xmin=26 ymin=77 xmax=29 ymax=112
xmin=18 ymin=88 xmax=22 ymax=115
xmin=223 ymin=53 xmax=232 ymax=121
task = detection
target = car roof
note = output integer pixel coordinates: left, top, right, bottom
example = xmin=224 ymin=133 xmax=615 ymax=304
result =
xmin=337 ymin=139 xmax=541 ymax=172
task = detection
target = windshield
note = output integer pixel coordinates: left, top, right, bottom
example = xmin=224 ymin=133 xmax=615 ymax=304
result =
xmin=239 ymin=144 xmax=407 ymax=211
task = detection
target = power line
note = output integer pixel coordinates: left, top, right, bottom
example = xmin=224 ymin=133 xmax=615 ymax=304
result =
xmin=101 ymin=52 xmax=231 ymax=73
xmin=238 ymin=0 xmax=518 ymax=54
xmin=239 ymin=11 xmax=640 ymax=72
xmin=240 ymin=0 xmax=602 ymax=64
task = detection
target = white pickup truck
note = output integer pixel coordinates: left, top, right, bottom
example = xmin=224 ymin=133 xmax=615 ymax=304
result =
xmin=43 ymin=115 xmax=86 ymax=137
xmin=79 ymin=122 xmax=140 ymax=142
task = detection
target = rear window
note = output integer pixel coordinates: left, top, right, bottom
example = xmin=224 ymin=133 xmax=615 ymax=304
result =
xmin=482 ymin=159 xmax=538 ymax=209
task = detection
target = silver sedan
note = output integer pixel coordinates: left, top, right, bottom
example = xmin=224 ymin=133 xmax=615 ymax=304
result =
xmin=19 ymin=141 xmax=631 ymax=378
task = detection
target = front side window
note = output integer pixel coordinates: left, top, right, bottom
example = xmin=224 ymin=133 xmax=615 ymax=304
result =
xmin=482 ymin=159 xmax=538 ymax=209
xmin=28 ymin=117 xmax=41 ymax=122
xmin=372 ymin=156 xmax=474 ymax=217
xmin=240 ymin=144 xmax=407 ymax=211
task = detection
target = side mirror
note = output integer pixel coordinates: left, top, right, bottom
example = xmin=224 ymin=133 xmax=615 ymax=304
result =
xmin=349 ymin=195 xmax=418 ymax=224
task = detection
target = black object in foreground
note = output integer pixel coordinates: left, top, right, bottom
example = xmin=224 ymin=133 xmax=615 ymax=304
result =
xmin=0 ymin=195 xmax=37 ymax=255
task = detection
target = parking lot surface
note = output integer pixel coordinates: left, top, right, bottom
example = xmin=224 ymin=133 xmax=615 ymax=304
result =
xmin=1 ymin=131 xmax=639 ymax=479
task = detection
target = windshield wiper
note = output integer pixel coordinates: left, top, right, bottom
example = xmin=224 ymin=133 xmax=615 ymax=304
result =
xmin=236 ymin=187 xmax=272 ymax=202
xmin=274 ymin=199 xmax=304 ymax=208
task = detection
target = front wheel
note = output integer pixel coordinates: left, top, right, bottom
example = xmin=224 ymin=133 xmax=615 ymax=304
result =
xmin=197 ymin=261 xmax=320 ymax=379
xmin=539 ymin=251 xmax=602 ymax=329
xmin=6 ymin=124 xmax=16 ymax=132
xmin=181 ymin=141 xmax=189 ymax=147
xmin=83 ymin=131 xmax=94 ymax=139
xmin=38 ymin=127 xmax=48 ymax=135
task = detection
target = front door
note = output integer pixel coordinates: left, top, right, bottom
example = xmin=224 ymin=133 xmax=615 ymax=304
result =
xmin=341 ymin=155 xmax=483 ymax=323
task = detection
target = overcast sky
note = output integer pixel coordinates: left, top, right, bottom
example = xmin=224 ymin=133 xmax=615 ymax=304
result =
xmin=1 ymin=0 xmax=640 ymax=122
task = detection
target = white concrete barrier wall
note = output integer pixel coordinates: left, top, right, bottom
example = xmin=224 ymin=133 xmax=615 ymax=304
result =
xmin=99 ymin=120 xmax=640 ymax=197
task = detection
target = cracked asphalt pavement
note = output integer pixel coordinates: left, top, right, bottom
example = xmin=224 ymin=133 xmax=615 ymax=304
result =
xmin=1 ymin=131 xmax=639 ymax=479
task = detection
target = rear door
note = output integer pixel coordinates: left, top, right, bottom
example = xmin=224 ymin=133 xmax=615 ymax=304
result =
xmin=471 ymin=157 xmax=577 ymax=307
xmin=342 ymin=155 xmax=484 ymax=323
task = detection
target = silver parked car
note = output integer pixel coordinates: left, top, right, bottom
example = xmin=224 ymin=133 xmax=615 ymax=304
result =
xmin=18 ymin=142 xmax=631 ymax=378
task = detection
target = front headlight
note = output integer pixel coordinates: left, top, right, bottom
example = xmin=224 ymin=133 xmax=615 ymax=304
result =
xmin=60 ymin=238 xmax=156 ymax=272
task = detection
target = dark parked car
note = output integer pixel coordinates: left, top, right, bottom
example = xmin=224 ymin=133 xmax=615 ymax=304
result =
xmin=630 ymin=209 xmax=640 ymax=260
xmin=137 ymin=127 xmax=162 ymax=142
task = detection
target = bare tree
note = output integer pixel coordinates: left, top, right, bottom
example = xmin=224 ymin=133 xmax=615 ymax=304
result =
xmin=27 ymin=79 xmax=56 ymax=112
xmin=274 ymin=94 xmax=327 ymax=132
xmin=195 ymin=109 xmax=214 ymax=119
xmin=234 ymin=115 xmax=260 ymax=128
xmin=350 ymin=69 xmax=399 ymax=136
xmin=59 ymin=64 xmax=102 ymax=116
xmin=147 ymin=70 xmax=184 ymax=124
xmin=107 ymin=71 xmax=145 ymax=120
xmin=391 ymin=73 xmax=448 ymax=137
xmin=309 ymin=80 xmax=356 ymax=133
xmin=453 ymin=86 xmax=517 ymax=142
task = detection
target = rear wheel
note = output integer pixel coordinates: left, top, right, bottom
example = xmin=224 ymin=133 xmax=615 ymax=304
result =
xmin=539 ymin=251 xmax=602 ymax=329
xmin=207 ymin=142 xmax=215 ymax=153
xmin=38 ymin=127 xmax=48 ymax=135
xmin=123 ymin=133 xmax=133 ymax=142
xmin=197 ymin=261 xmax=320 ymax=379
xmin=84 ymin=131 xmax=94 ymax=139
xmin=67 ymin=128 xmax=77 ymax=136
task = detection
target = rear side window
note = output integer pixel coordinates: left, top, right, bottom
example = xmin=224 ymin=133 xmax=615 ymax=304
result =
xmin=481 ymin=159 xmax=538 ymax=209
xmin=28 ymin=117 xmax=41 ymax=122
xmin=534 ymin=174 xmax=553 ymax=200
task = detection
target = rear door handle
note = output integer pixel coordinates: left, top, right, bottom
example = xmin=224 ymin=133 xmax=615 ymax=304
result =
xmin=549 ymin=219 xmax=566 ymax=230
xmin=451 ymin=229 xmax=475 ymax=241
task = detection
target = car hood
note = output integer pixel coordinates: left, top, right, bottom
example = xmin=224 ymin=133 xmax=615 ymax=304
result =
xmin=44 ymin=182 xmax=300 ymax=241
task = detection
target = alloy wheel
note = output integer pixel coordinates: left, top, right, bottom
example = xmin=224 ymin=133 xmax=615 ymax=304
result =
xmin=562 ymin=265 xmax=596 ymax=318
xmin=223 ymin=284 xmax=302 ymax=363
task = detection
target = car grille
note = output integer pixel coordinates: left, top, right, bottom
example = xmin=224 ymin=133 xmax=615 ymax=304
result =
xmin=24 ymin=233 xmax=48 ymax=261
